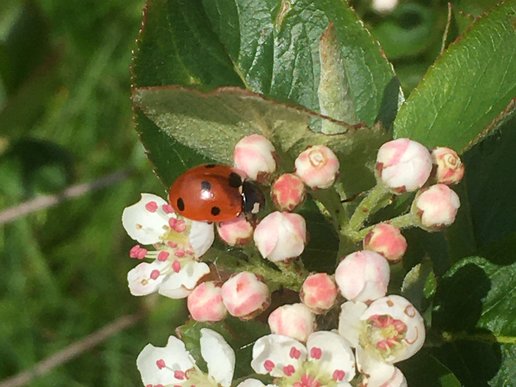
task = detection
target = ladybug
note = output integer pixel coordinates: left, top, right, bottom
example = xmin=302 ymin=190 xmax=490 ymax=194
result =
xmin=168 ymin=164 xmax=265 ymax=222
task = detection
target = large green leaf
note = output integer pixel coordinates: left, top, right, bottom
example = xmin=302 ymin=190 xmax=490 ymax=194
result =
xmin=133 ymin=86 xmax=389 ymax=194
xmin=131 ymin=0 xmax=243 ymax=185
xmin=393 ymin=0 xmax=516 ymax=152
xmin=432 ymin=256 xmax=516 ymax=386
xmin=202 ymin=0 xmax=401 ymax=127
xmin=433 ymin=256 xmax=515 ymax=337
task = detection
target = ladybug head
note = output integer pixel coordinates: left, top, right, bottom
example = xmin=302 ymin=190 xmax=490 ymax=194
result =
xmin=242 ymin=181 xmax=265 ymax=216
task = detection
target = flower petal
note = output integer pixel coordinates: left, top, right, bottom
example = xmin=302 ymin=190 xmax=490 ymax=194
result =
xmin=158 ymin=261 xmax=210 ymax=299
xmin=237 ymin=379 xmax=277 ymax=387
xmin=251 ymin=334 xmax=306 ymax=378
xmin=122 ymin=193 xmax=170 ymax=244
xmin=136 ymin=335 xmax=194 ymax=386
xmin=127 ymin=261 xmax=167 ymax=296
xmin=306 ymin=331 xmax=356 ymax=383
xmin=338 ymin=301 xmax=368 ymax=347
xmin=200 ymin=329 xmax=235 ymax=387
xmin=189 ymin=220 xmax=215 ymax=257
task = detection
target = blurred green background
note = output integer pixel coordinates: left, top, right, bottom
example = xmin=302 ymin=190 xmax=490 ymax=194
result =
xmin=0 ymin=0 xmax=497 ymax=385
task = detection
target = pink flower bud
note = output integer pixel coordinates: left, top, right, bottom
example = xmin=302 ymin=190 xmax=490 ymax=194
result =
xmin=295 ymin=145 xmax=339 ymax=189
xmin=431 ymin=147 xmax=465 ymax=185
xmin=234 ymin=134 xmax=276 ymax=182
xmin=216 ymin=216 xmax=254 ymax=246
xmin=268 ymin=303 xmax=315 ymax=342
xmin=335 ymin=251 xmax=390 ymax=303
xmin=271 ymin=173 xmax=306 ymax=211
xmin=187 ymin=282 xmax=227 ymax=322
xmin=363 ymin=223 xmax=407 ymax=263
xmin=412 ymin=184 xmax=460 ymax=231
xmin=376 ymin=138 xmax=432 ymax=193
xmin=300 ymin=273 xmax=338 ymax=313
xmin=221 ymin=272 xmax=270 ymax=319
xmin=253 ymin=211 xmax=306 ymax=262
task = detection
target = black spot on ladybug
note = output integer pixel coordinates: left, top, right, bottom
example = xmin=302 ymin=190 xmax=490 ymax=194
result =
xmin=201 ymin=180 xmax=211 ymax=191
xmin=211 ymin=206 xmax=221 ymax=216
xmin=177 ymin=198 xmax=185 ymax=211
xmin=228 ymin=172 xmax=242 ymax=188
xmin=205 ymin=164 xmax=216 ymax=168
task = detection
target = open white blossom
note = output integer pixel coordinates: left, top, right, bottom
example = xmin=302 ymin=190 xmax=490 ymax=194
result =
xmin=123 ymin=193 xmax=214 ymax=298
xmin=251 ymin=332 xmax=356 ymax=386
xmin=137 ymin=329 xmax=235 ymax=387
xmin=338 ymin=295 xmax=425 ymax=385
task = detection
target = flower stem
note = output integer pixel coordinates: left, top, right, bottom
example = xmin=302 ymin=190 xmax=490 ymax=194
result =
xmin=353 ymin=213 xmax=417 ymax=242
xmin=442 ymin=331 xmax=516 ymax=345
xmin=345 ymin=183 xmax=392 ymax=233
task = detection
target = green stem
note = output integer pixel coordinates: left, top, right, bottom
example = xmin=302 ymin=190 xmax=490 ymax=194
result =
xmin=442 ymin=331 xmax=516 ymax=345
xmin=352 ymin=213 xmax=417 ymax=242
xmin=346 ymin=183 xmax=392 ymax=232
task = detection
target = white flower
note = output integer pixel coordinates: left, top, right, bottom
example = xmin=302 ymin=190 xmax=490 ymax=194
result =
xmin=338 ymin=295 xmax=425 ymax=382
xmin=251 ymin=332 xmax=356 ymax=386
xmin=137 ymin=328 xmax=235 ymax=387
xmin=123 ymin=193 xmax=215 ymax=299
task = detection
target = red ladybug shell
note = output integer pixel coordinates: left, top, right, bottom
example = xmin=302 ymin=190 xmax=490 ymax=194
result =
xmin=168 ymin=164 xmax=245 ymax=221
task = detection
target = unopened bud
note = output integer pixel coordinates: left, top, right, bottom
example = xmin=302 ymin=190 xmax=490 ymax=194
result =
xmin=363 ymin=223 xmax=407 ymax=263
xmin=295 ymin=145 xmax=339 ymax=189
xmin=268 ymin=303 xmax=315 ymax=342
xmin=412 ymin=184 xmax=460 ymax=231
xmin=300 ymin=273 xmax=338 ymax=313
xmin=187 ymin=282 xmax=227 ymax=322
xmin=376 ymin=139 xmax=432 ymax=194
xmin=234 ymin=134 xmax=276 ymax=182
xmin=271 ymin=173 xmax=306 ymax=211
xmin=217 ymin=215 xmax=254 ymax=246
xmin=253 ymin=211 xmax=306 ymax=262
xmin=221 ymin=272 xmax=270 ymax=319
xmin=335 ymin=251 xmax=390 ymax=303
xmin=431 ymin=147 xmax=464 ymax=185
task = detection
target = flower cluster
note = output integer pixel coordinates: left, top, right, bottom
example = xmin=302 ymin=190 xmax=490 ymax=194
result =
xmin=122 ymin=135 xmax=464 ymax=386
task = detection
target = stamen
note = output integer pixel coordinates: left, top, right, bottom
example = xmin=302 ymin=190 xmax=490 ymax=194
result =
xmin=172 ymin=260 xmax=181 ymax=273
xmin=150 ymin=270 xmax=161 ymax=280
xmin=145 ymin=201 xmax=158 ymax=212
xmin=156 ymin=359 xmax=166 ymax=369
xmin=283 ymin=364 xmax=295 ymax=376
xmin=174 ymin=249 xmax=185 ymax=257
xmin=174 ymin=370 xmax=186 ymax=380
xmin=332 ymin=369 xmax=345 ymax=381
xmin=310 ymin=347 xmax=322 ymax=360
xmin=290 ymin=346 xmax=301 ymax=359
xmin=157 ymin=251 xmax=170 ymax=261
xmin=162 ymin=204 xmax=174 ymax=213
xmin=264 ymin=359 xmax=275 ymax=372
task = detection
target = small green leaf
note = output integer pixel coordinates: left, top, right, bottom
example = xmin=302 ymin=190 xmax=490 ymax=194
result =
xmin=393 ymin=0 xmax=516 ymax=152
xmin=133 ymin=86 xmax=389 ymax=194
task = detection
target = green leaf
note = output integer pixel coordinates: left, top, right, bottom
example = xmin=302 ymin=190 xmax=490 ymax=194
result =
xmin=433 ymin=256 xmax=515 ymax=337
xmin=398 ymin=351 xmax=462 ymax=387
xmin=431 ymin=256 xmax=516 ymax=386
xmin=178 ymin=317 xmax=269 ymax=379
xmin=393 ymin=0 xmax=516 ymax=152
xmin=131 ymin=0 xmax=243 ymax=185
xmin=202 ymin=0 xmax=401 ymax=126
xmin=462 ymin=118 xmax=516 ymax=245
xmin=133 ymin=86 xmax=389 ymax=194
